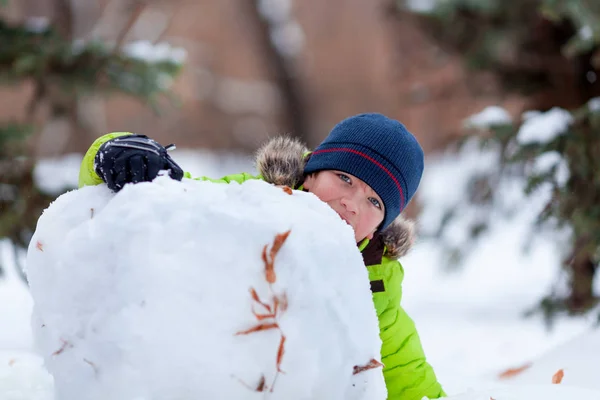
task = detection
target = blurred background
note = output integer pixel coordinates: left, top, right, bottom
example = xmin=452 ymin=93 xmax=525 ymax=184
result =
xmin=1 ymin=0 xmax=600 ymax=393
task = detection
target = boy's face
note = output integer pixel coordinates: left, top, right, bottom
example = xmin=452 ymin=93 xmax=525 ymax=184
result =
xmin=303 ymin=170 xmax=385 ymax=242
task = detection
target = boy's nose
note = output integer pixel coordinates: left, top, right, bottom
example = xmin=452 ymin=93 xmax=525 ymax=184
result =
xmin=340 ymin=197 xmax=358 ymax=215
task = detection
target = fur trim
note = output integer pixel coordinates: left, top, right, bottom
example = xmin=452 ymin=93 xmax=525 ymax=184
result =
xmin=380 ymin=215 xmax=415 ymax=259
xmin=255 ymin=136 xmax=416 ymax=258
xmin=255 ymin=136 xmax=308 ymax=188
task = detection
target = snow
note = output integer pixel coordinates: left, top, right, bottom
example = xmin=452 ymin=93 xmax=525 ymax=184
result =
xmin=258 ymin=0 xmax=292 ymax=24
xmin=405 ymin=0 xmax=438 ymax=13
xmin=400 ymin=141 xmax=600 ymax=399
xmin=271 ymin=21 xmax=305 ymax=58
xmin=445 ymin=385 xmax=600 ymax=399
xmin=579 ymin=25 xmax=593 ymax=40
xmin=406 ymin=145 xmax=587 ymax=385
xmin=0 ymin=241 xmax=33 ymax=352
xmin=502 ymin=328 xmax=600 ymax=388
xmin=516 ymin=108 xmax=573 ymax=145
xmin=33 ymin=154 xmax=83 ymax=196
xmin=464 ymin=106 xmax=512 ymax=129
xmin=257 ymin=0 xmax=304 ymax=58
xmin=122 ymin=40 xmax=187 ymax=64
xmin=24 ymin=17 xmax=50 ymax=34
xmin=528 ymin=150 xmax=570 ymax=187
xmin=2 ymin=129 xmax=600 ymax=399
xmin=589 ymin=97 xmax=600 ymax=112
xmin=439 ymin=329 xmax=600 ymax=399
xmin=416 ymin=138 xmax=501 ymax=238
xmin=0 ymin=240 xmax=52 ymax=400
xmin=26 ymin=178 xmax=386 ymax=400
xmin=404 ymin=129 xmax=598 ymax=399
xmin=0 ymin=351 xmax=52 ymax=400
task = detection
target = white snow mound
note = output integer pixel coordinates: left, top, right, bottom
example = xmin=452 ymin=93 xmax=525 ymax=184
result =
xmin=497 ymin=328 xmax=600 ymax=390
xmin=26 ymin=177 xmax=386 ymax=400
xmin=443 ymin=384 xmax=600 ymax=400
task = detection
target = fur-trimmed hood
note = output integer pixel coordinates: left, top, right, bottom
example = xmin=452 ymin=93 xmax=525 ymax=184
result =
xmin=254 ymin=136 xmax=416 ymax=259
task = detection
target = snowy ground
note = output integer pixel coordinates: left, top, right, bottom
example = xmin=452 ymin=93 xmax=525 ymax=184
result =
xmin=1 ymin=143 xmax=599 ymax=399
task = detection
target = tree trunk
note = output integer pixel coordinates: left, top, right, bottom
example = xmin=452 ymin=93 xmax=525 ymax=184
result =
xmin=243 ymin=0 xmax=309 ymax=145
xmin=567 ymin=251 xmax=598 ymax=312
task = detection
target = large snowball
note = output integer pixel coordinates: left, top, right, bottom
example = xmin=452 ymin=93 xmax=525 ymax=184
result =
xmin=27 ymin=177 xmax=386 ymax=400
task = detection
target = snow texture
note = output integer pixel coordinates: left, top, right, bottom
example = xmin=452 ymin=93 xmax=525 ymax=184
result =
xmin=33 ymin=154 xmax=83 ymax=196
xmin=589 ymin=97 xmax=600 ymax=112
xmin=530 ymin=151 xmax=570 ymax=186
xmin=26 ymin=177 xmax=386 ymax=400
xmin=443 ymin=328 xmax=600 ymax=399
xmin=464 ymin=106 xmax=512 ymax=129
xmin=405 ymin=0 xmax=438 ymax=13
xmin=270 ymin=21 xmax=305 ymax=58
xmin=516 ymin=108 xmax=573 ymax=145
xmin=0 ymin=351 xmax=52 ymax=400
xmin=579 ymin=25 xmax=593 ymax=40
xmin=122 ymin=40 xmax=187 ymax=64
xmin=445 ymin=384 xmax=600 ymax=400
xmin=502 ymin=328 xmax=600 ymax=388
xmin=24 ymin=17 xmax=50 ymax=33
xmin=257 ymin=0 xmax=304 ymax=57
xmin=258 ymin=0 xmax=292 ymax=23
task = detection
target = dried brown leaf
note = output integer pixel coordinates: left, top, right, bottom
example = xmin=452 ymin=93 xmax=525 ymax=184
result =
xmin=36 ymin=241 xmax=44 ymax=252
xmin=353 ymin=358 xmax=384 ymax=375
xmin=552 ymin=369 xmax=564 ymax=384
xmin=261 ymin=245 xmax=275 ymax=284
xmin=270 ymin=230 xmax=291 ymax=261
xmin=256 ymin=375 xmax=267 ymax=392
xmin=262 ymin=230 xmax=291 ymax=284
xmin=276 ymin=334 xmax=286 ymax=373
xmin=281 ymin=186 xmax=293 ymax=195
xmin=250 ymin=288 xmax=272 ymax=313
xmin=498 ymin=363 xmax=532 ymax=379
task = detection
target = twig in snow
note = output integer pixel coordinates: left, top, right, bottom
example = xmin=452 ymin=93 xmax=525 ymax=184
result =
xmin=236 ymin=230 xmax=291 ymax=392
xmin=52 ymin=339 xmax=73 ymax=356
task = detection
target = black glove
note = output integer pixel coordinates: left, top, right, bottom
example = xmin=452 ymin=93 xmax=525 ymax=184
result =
xmin=94 ymin=134 xmax=184 ymax=192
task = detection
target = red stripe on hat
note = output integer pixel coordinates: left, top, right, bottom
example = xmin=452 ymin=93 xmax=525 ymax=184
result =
xmin=311 ymin=147 xmax=405 ymax=209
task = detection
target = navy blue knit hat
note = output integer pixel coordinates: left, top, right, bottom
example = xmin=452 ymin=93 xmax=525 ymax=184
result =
xmin=304 ymin=113 xmax=424 ymax=230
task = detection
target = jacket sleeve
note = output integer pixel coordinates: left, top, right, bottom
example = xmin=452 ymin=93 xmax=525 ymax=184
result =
xmin=374 ymin=258 xmax=446 ymax=400
xmin=78 ymin=132 xmax=133 ymax=188
xmin=78 ymin=132 xmax=260 ymax=188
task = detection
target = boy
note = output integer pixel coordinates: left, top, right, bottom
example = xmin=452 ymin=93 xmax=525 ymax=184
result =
xmin=78 ymin=113 xmax=446 ymax=400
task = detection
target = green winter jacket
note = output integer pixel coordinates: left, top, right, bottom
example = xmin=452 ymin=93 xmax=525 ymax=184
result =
xmin=78 ymin=132 xmax=446 ymax=400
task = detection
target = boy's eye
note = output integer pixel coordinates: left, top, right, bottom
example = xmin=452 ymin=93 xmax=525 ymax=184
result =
xmin=338 ymin=174 xmax=351 ymax=184
xmin=369 ymin=197 xmax=382 ymax=209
